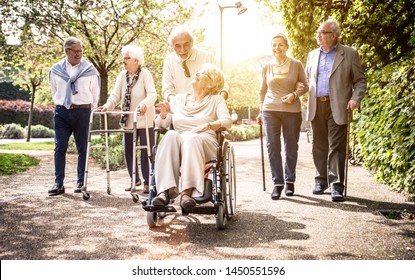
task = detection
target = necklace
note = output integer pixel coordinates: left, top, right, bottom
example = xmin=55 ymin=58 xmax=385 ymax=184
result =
xmin=275 ymin=57 xmax=289 ymax=67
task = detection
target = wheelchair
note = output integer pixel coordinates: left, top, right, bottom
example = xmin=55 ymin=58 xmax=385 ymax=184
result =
xmin=141 ymin=127 xmax=236 ymax=230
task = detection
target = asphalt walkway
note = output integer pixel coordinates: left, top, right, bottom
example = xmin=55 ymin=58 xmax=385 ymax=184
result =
xmin=0 ymin=132 xmax=414 ymax=260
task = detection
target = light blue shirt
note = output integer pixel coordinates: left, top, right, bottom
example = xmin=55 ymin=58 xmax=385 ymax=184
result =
xmin=316 ymin=45 xmax=337 ymax=97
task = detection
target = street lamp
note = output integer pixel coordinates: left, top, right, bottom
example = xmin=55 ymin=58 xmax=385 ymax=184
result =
xmin=218 ymin=1 xmax=247 ymax=69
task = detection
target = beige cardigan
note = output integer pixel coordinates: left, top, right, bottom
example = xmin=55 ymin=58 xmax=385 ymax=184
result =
xmin=103 ymin=68 xmax=157 ymax=129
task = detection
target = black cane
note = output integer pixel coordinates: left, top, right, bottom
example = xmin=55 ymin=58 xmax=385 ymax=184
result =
xmin=259 ymin=122 xmax=266 ymax=191
xmin=345 ymin=110 xmax=351 ymax=197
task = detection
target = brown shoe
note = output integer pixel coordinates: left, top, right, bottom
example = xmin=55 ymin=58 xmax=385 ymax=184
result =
xmin=125 ymin=179 xmax=142 ymax=191
xmin=143 ymin=185 xmax=149 ymax=194
xmin=180 ymin=194 xmax=196 ymax=211
xmin=152 ymin=191 xmax=169 ymax=206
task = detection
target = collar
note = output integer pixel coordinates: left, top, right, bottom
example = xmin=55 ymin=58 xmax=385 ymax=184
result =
xmin=320 ymin=44 xmax=338 ymax=54
xmin=175 ymin=48 xmax=197 ymax=63
xmin=66 ymin=58 xmax=83 ymax=69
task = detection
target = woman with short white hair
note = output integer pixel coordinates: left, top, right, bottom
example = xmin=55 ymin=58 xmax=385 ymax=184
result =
xmin=99 ymin=44 xmax=157 ymax=193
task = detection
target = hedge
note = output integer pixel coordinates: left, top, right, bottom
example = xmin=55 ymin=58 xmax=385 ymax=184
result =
xmin=0 ymin=99 xmax=120 ymax=130
xmin=354 ymin=57 xmax=415 ymax=201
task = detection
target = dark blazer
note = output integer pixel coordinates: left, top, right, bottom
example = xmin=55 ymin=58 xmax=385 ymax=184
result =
xmin=305 ymin=44 xmax=366 ymax=125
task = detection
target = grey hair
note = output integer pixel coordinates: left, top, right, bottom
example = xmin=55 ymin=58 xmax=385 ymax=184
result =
xmin=168 ymin=26 xmax=194 ymax=46
xmin=202 ymin=63 xmax=225 ymax=96
xmin=63 ymin=37 xmax=83 ymax=50
xmin=121 ymin=44 xmax=145 ymax=65
xmin=323 ymin=18 xmax=342 ymax=38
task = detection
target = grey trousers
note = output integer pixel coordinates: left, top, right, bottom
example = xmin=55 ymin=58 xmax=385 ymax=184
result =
xmin=311 ymin=100 xmax=347 ymax=192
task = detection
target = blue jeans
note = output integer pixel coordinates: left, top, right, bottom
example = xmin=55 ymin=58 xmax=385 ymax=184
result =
xmin=123 ymin=127 xmax=155 ymax=185
xmin=54 ymin=106 xmax=90 ymax=185
xmin=262 ymin=111 xmax=302 ymax=186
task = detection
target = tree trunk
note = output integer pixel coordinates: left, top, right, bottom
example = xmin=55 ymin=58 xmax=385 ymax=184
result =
xmin=26 ymin=88 xmax=35 ymax=142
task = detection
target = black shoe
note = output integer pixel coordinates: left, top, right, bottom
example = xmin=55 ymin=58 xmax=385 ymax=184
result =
xmin=331 ymin=191 xmax=345 ymax=202
xmin=74 ymin=182 xmax=83 ymax=193
xmin=312 ymin=184 xmax=327 ymax=195
xmin=271 ymin=185 xmax=284 ymax=200
xmin=285 ymin=183 xmax=295 ymax=196
xmin=48 ymin=183 xmax=65 ymax=196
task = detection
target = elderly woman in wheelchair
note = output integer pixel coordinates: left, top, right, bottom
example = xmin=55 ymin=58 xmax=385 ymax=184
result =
xmin=152 ymin=63 xmax=232 ymax=212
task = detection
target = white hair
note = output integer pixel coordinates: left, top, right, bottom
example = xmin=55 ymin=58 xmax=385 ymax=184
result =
xmin=121 ymin=44 xmax=145 ymax=65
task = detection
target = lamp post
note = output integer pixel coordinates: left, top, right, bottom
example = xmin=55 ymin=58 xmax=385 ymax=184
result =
xmin=217 ymin=1 xmax=247 ymax=69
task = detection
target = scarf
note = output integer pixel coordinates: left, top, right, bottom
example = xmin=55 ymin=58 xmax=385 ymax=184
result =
xmin=120 ymin=67 xmax=141 ymax=127
xmin=50 ymin=58 xmax=100 ymax=109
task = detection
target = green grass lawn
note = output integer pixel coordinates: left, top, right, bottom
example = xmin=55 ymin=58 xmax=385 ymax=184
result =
xmin=0 ymin=141 xmax=53 ymax=176
xmin=0 ymin=153 xmax=40 ymax=176
xmin=0 ymin=141 xmax=55 ymax=150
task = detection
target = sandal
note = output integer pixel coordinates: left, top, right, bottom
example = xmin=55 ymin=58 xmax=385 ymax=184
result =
xmin=180 ymin=194 xmax=196 ymax=211
xmin=152 ymin=191 xmax=169 ymax=206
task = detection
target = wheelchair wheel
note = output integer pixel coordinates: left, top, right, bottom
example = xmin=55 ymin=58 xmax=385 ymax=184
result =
xmin=147 ymin=211 xmax=158 ymax=228
xmin=221 ymin=141 xmax=236 ymax=219
xmin=215 ymin=202 xmax=226 ymax=230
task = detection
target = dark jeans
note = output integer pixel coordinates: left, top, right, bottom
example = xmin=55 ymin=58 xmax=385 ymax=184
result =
xmin=311 ymin=101 xmax=347 ymax=192
xmin=262 ymin=110 xmax=302 ymax=186
xmin=54 ymin=105 xmax=90 ymax=185
xmin=123 ymin=127 xmax=155 ymax=185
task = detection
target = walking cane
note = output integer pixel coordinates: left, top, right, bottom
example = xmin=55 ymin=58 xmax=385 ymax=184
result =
xmin=344 ymin=110 xmax=351 ymax=197
xmin=259 ymin=122 xmax=266 ymax=191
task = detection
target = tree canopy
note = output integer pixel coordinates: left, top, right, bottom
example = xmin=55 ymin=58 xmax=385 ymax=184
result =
xmin=1 ymin=0 xmax=198 ymax=103
xmin=260 ymin=0 xmax=415 ymax=69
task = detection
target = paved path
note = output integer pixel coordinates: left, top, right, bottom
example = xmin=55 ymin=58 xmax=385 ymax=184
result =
xmin=0 ymin=132 xmax=414 ymax=260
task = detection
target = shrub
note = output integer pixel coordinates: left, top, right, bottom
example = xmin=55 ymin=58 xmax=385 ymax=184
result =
xmin=1 ymin=123 xmax=24 ymax=139
xmin=68 ymin=133 xmax=125 ymax=171
xmin=25 ymin=124 xmax=55 ymax=138
xmin=227 ymin=124 xmax=261 ymax=141
xmin=354 ymin=57 xmax=415 ymax=201
xmin=0 ymin=100 xmax=55 ymax=129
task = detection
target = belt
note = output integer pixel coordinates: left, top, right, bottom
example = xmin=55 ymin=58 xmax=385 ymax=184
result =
xmin=317 ymin=96 xmax=330 ymax=102
xmin=69 ymin=104 xmax=91 ymax=109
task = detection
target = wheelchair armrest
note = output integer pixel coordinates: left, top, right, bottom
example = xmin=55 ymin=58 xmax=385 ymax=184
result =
xmin=154 ymin=127 xmax=168 ymax=135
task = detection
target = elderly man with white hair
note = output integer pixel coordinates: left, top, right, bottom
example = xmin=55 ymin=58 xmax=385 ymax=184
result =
xmin=162 ymin=26 xmax=229 ymax=102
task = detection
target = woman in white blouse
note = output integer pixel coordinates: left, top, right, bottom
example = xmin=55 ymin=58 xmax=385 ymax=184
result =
xmin=153 ymin=63 xmax=232 ymax=210
xmin=99 ymin=44 xmax=157 ymax=193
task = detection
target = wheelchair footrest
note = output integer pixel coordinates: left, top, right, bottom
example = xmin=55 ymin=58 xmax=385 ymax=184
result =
xmin=187 ymin=205 xmax=217 ymax=215
xmin=142 ymin=205 xmax=177 ymax=213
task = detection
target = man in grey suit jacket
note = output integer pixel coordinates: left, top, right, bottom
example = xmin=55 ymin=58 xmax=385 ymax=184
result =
xmin=305 ymin=18 xmax=366 ymax=202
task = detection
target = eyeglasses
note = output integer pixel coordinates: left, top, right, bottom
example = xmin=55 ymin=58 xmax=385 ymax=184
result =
xmin=182 ymin=60 xmax=191 ymax=78
xmin=198 ymin=70 xmax=212 ymax=80
xmin=67 ymin=48 xmax=83 ymax=54
xmin=316 ymin=31 xmax=333 ymax=35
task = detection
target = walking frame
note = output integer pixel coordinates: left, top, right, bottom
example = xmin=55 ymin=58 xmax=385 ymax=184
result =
xmin=80 ymin=107 xmax=152 ymax=202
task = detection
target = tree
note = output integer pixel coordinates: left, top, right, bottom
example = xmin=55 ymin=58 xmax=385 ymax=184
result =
xmin=2 ymin=0 xmax=197 ymax=104
xmin=13 ymin=24 xmax=55 ymax=141
xmin=225 ymin=58 xmax=263 ymax=122
xmin=259 ymin=0 xmax=415 ymax=69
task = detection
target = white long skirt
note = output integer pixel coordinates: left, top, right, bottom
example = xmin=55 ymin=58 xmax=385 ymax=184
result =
xmin=154 ymin=130 xmax=218 ymax=198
